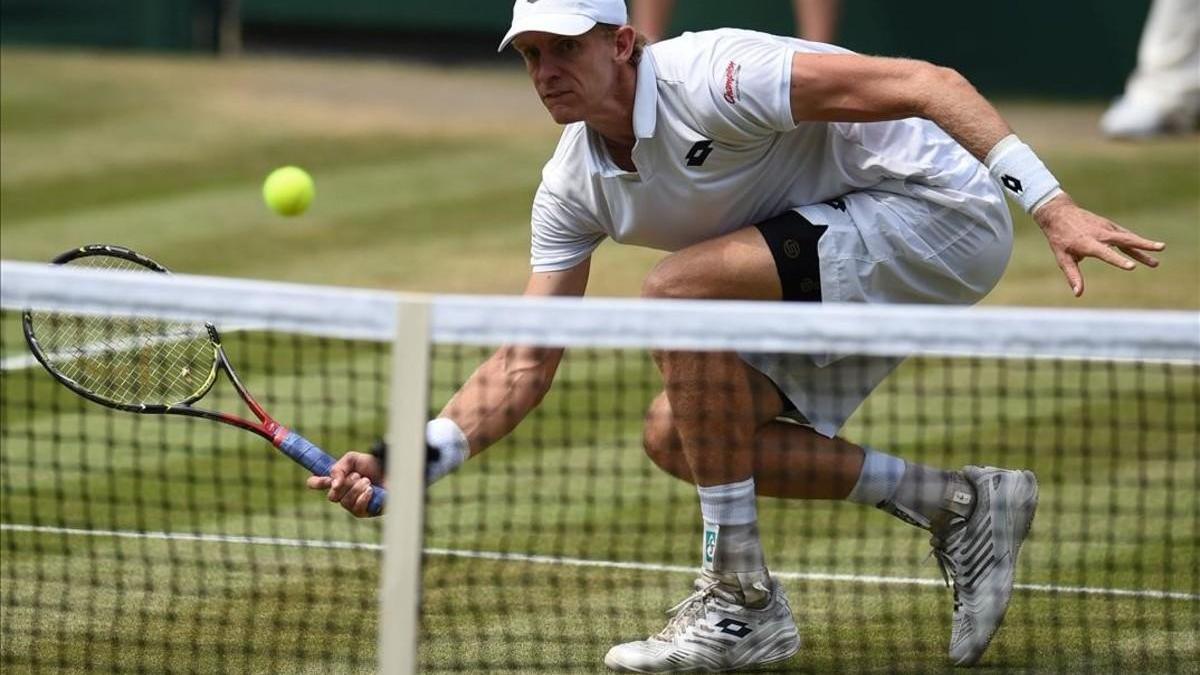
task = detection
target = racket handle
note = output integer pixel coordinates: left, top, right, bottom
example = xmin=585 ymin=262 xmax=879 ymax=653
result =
xmin=277 ymin=430 xmax=388 ymax=516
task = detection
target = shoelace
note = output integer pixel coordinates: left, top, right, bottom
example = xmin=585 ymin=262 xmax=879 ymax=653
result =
xmin=927 ymin=523 xmax=967 ymax=612
xmin=653 ymin=579 xmax=722 ymax=642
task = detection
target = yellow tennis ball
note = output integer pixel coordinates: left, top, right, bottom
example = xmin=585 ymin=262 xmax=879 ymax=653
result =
xmin=262 ymin=166 xmax=315 ymax=216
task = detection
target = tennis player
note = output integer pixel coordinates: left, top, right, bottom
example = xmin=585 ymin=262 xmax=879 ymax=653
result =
xmin=311 ymin=0 xmax=1166 ymax=670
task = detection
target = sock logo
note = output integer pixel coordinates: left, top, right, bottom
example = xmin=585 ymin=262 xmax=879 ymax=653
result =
xmin=703 ymin=527 xmax=718 ymax=566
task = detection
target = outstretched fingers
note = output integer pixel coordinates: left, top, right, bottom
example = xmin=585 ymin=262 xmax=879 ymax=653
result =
xmin=1087 ymin=241 xmax=1137 ymax=271
xmin=1106 ymin=227 xmax=1164 ymax=267
xmin=1119 ymin=246 xmax=1160 ymax=268
xmin=1054 ymin=251 xmax=1084 ymax=297
xmin=1106 ymin=227 xmax=1165 ymax=254
xmin=1038 ymin=197 xmax=1165 ymax=298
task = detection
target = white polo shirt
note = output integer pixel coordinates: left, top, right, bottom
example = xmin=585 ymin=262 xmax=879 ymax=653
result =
xmin=529 ymin=28 xmax=1005 ymax=273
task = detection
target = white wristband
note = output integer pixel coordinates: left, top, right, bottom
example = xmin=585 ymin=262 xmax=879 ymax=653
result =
xmin=985 ymin=134 xmax=1062 ymax=214
xmin=425 ymin=417 xmax=469 ymax=485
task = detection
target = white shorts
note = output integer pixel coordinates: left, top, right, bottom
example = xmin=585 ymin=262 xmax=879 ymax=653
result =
xmin=739 ymin=187 xmax=1014 ymax=438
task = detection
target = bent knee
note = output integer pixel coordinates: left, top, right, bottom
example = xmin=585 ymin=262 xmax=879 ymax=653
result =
xmin=641 ymin=255 xmax=695 ymax=300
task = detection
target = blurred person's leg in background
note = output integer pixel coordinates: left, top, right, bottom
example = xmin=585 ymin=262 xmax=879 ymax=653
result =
xmin=631 ymin=0 xmax=675 ymax=42
xmin=793 ymin=0 xmax=840 ymax=43
xmin=633 ymin=0 xmax=841 ymax=43
xmin=1101 ymin=0 xmax=1200 ymax=138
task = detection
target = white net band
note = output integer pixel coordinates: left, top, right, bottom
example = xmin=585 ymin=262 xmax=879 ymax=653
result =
xmin=3 ymin=260 xmax=1197 ymax=363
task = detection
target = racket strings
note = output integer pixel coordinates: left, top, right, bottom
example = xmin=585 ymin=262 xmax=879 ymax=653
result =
xmin=28 ymin=256 xmax=216 ymax=406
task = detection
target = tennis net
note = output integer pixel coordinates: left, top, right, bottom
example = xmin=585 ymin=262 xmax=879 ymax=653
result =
xmin=1 ymin=260 xmax=1197 ymax=674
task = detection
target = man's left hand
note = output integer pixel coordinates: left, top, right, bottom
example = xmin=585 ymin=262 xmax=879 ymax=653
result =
xmin=1034 ymin=193 xmax=1165 ymax=297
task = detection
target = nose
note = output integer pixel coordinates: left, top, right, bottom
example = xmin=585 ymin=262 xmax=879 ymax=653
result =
xmin=532 ymin=58 xmax=560 ymax=89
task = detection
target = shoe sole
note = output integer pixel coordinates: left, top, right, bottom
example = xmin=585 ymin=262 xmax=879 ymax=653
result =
xmin=604 ymin=635 xmax=801 ymax=673
xmin=953 ymin=469 xmax=1039 ymax=667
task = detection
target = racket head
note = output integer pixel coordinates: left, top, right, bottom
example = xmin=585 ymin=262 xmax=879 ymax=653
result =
xmin=22 ymin=244 xmax=222 ymax=413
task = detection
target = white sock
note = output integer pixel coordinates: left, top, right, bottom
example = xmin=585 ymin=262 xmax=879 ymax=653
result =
xmin=697 ymin=477 xmax=758 ymax=525
xmin=697 ymin=478 xmax=765 ymax=575
xmin=848 ymin=447 xmax=974 ymax=531
xmin=846 ymin=447 xmax=905 ymax=506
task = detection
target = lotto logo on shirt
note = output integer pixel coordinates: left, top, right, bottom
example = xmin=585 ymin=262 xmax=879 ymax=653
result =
xmin=723 ymin=61 xmax=742 ymax=105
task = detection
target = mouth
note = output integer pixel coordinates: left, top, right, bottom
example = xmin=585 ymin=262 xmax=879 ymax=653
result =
xmin=542 ymin=91 xmax=571 ymax=102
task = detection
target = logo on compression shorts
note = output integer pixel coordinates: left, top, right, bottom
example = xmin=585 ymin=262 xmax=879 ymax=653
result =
xmin=723 ymin=61 xmax=742 ymax=105
xmin=825 ymin=197 xmax=848 ymax=212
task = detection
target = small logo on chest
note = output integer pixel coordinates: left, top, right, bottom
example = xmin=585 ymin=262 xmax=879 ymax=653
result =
xmin=723 ymin=61 xmax=741 ymax=105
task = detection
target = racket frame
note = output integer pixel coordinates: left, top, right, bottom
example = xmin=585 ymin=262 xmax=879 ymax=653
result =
xmin=21 ymin=243 xmax=388 ymax=515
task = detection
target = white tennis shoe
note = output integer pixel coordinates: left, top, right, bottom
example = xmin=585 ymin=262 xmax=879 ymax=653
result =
xmin=603 ymin=570 xmax=800 ymax=673
xmin=1100 ymin=94 xmax=1200 ymax=139
xmin=929 ymin=465 xmax=1039 ymax=666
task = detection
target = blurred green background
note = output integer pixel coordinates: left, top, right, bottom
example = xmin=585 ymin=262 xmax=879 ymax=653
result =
xmin=2 ymin=1 xmax=1196 ymax=307
xmin=1 ymin=47 xmax=1197 ymax=307
xmin=0 ymin=0 xmax=1158 ymax=97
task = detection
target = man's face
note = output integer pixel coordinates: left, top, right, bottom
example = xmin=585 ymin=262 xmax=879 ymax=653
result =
xmin=511 ymin=29 xmax=620 ymax=124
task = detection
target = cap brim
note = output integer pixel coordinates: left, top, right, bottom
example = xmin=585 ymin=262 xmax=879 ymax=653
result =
xmin=497 ymin=14 xmax=598 ymax=52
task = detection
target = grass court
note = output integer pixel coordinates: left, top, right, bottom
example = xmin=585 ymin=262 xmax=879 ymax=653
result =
xmin=1 ymin=48 xmax=1197 ymax=673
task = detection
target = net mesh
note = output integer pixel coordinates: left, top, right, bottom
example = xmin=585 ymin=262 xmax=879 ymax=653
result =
xmin=2 ymin=262 xmax=1198 ymax=674
xmin=3 ymin=267 xmax=387 ymax=673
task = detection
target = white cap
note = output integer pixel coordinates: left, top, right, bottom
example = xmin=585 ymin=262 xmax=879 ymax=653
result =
xmin=498 ymin=0 xmax=629 ymax=52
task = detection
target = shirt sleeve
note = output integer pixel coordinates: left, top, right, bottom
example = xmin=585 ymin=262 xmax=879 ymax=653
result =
xmin=529 ymin=182 xmax=606 ymax=272
xmin=701 ymin=32 xmax=797 ymax=139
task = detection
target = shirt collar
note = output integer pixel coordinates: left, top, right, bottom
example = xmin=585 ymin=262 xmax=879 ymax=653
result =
xmin=585 ymin=48 xmax=659 ymax=179
xmin=633 ymin=47 xmax=658 ymax=140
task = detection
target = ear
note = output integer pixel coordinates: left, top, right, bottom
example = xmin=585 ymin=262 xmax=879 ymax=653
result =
xmin=613 ymin=25 xmax=637 ymax=64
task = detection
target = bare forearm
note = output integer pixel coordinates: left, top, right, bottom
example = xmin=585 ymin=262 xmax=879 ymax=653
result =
xmin=916 ymin=66 xmax=1013 ymax=163
xmin=437 ymin=261 xmax=586 ymax=456
xmin=790 ymin=55 xmax=1013 ymax=162
xmin=438 ymin=345 xmax=561 ymax=457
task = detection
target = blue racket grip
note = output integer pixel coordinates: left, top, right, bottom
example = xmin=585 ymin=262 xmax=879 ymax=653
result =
xmin=277 ymin=430 xmax=388 ymax=516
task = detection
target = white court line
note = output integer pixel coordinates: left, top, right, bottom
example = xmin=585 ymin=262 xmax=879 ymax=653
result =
xmin=1 ymin=352 xmax=48 ymax=371
xmin=2 ymin=523 xmax=1196 ymax=602
xmin=0 ymin=324 xmax=263 ymax=372
xmin=1 ymin=330 xmax=206 ymax=372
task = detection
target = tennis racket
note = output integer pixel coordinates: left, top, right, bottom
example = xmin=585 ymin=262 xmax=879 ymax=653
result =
xmin=22 ymin=244 xmax=387 ymax=516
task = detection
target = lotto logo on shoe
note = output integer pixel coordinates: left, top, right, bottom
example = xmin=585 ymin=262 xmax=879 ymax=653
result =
xmin=714 ymin=618 xmax=753 ymax=638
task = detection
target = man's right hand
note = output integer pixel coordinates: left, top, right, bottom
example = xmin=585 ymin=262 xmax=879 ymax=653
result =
xmin=307 ymin=452 xmax=386 ymax=518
